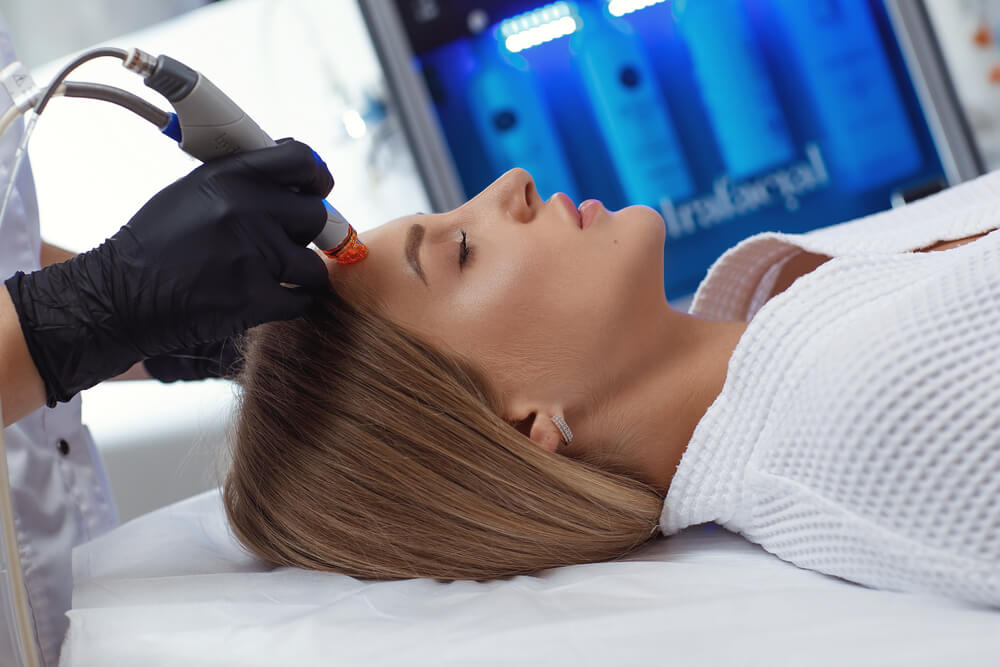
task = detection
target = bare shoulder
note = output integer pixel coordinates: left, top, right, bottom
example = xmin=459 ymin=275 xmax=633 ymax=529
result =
xmin=767 ymin=251 xmax=832 ymax=301
xmin=767 ymin=226 xmax=998 ymax=302
xmin=913 ymin=227 xmax=997 ymax=253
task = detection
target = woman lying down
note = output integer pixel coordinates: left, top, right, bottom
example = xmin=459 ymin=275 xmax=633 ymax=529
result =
xmin=225 ymin=167 xmax=1000 ymax=608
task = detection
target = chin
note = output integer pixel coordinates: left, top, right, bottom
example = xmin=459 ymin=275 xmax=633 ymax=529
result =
xmin=616 ymin=204 xmax=666 ymax=243
xmin=611 ymin=204 xmax=667 ymax=299
xmin=617 ymin=204 xmax=667 ymax=260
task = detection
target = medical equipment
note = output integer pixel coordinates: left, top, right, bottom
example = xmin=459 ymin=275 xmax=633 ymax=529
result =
xmin=360 ymin=0 xmax=966 ymax=299
xmin=0 ymin=46 xmax=368 ymax=265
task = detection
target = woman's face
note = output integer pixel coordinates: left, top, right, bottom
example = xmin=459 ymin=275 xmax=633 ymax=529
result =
xmin=328 ymin=168 xmax=667 ymax=416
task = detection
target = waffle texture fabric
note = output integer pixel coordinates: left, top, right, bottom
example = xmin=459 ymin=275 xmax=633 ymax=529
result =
xmin=660 ymin=169 xmax=1000 ymax=608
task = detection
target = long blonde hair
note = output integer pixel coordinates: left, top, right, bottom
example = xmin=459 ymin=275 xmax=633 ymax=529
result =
xmin=224 ymin=291 xmax=664 ymax=580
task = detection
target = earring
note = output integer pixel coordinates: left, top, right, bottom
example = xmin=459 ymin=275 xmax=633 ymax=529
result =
xmin=551 ymin=415 xmax=573 ymax=448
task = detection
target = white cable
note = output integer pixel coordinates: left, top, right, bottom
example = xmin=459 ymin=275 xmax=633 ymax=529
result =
xmin=0 ymin=50 xmax=133 ymax=667
xmin=0 ymin=49 xmax=128 ymax=237
xmin=0 ymin=60 xmax=41 ymax=237
xmin=0 ymin=109 xmax=39 ymax=239
xmin=0 ymin=59 xmax=43 ymax=667
xmin=0 ymin=82 xmax=169 ymax=143
xmin=0 ymin=89 xmax=44 ymax=667
xmin=0 ymin=404 xmax=41 ymax=667
xmin=0 ymin=85 xmax=62 ymax=140
xmin=0 ymin=105 xmax=19 ymax=141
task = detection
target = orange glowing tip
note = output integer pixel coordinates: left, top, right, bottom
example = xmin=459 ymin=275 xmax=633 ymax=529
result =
xmin=323 ymin=224 xmax=369 ymax=265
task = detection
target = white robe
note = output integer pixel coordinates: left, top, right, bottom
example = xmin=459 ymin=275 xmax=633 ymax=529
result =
xmin=661 ymin=168 xmax=1000 ymax=608
xmin=0 ymin=18 xmax=117 ymax=666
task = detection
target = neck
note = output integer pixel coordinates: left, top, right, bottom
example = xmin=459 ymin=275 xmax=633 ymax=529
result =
xmin=590 ymin=303 xmax=748 ymax=495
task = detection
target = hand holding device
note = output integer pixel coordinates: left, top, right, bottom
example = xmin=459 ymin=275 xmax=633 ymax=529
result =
xmin=5 ymin=139 xmax=332 ymax=406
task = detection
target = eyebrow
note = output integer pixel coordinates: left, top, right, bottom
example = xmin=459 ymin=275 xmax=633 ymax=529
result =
xmin=405 ymin=222 xmax=428 ymax=286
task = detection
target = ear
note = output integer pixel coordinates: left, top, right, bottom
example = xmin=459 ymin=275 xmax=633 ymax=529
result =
xmin=506 ymin=409 xmax=567 ymax=453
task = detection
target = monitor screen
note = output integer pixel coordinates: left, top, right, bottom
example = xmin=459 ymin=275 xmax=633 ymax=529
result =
xmin=380 ymin=0 xmax=950 ymax=297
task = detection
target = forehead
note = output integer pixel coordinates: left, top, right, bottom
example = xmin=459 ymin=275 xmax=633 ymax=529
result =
xmin=328 ymin=214 xmax=434 ymax=323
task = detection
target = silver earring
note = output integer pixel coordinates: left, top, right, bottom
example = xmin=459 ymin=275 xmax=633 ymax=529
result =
xmin=551 ymin=415 xmax=573 ymax=447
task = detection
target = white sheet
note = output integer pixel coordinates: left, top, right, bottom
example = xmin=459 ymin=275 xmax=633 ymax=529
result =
xmin=61 ymin=490 xmax=1000 ymax=666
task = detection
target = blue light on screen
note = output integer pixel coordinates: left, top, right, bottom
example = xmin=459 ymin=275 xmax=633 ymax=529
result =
xmin=607 ymin=0 xmax=668 ymax=17
xmin=414 ymin=0 xmax=945 ymax=297
xmin=500 ymin=1 xmax=581 ymax=52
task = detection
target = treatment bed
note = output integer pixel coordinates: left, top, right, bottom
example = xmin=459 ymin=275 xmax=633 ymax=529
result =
xmin=61 ymin=488 xmax=1000 ymax=666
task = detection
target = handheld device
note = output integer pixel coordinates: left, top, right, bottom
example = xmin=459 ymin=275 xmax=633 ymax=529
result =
xmin=123 ymin=48 xmax=367 ymax=264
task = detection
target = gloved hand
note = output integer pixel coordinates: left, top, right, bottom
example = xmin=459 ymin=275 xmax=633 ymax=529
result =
xmin=5 ymin=139 xmax=333 ymax=406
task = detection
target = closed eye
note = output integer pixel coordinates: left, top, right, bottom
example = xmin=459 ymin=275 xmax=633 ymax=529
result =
xmin=459 ymin=229 xmax=472 ymax=269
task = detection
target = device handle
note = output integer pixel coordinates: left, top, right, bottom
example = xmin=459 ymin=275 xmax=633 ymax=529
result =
xmin=168 ymin=74 xmax=275 ymax=162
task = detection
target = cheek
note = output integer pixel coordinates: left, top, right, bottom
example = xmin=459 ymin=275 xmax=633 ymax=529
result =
xmin=427 ymin=246 xmax=568 ymax=364
xmin=564 ymin=206 xmax=665 ymax=342
xmin=409 ymin=212 xmax=664 ymax=379
xmin=456 ymin=215 xmax=661 ymax=355
xmin=450 ymin=261 xmax=530 ymax=321
xmin=444 ymin=223 xmax=556 ymax=323
xmin=453 ymin=267 xmax=552 ymax=354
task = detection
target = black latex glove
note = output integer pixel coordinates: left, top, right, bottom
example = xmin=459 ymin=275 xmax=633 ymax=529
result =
xmin=5 ymin=139 xmax=333 ymax=406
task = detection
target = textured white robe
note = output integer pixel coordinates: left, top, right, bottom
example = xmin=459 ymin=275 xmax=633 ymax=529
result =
xmin=661 ymin=170 xmax=1000 ymax=608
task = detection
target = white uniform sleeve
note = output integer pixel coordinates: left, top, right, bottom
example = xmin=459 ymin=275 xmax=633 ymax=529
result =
xmin=0 ymin=16 xmax=118 ymax=667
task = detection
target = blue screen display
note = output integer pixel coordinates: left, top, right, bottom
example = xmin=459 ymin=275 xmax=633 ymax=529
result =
xmin=410 ymin=0 xmax=946 ymax=297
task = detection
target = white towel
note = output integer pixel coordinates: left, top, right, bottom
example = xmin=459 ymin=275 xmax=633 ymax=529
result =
xmin=661 ymin=170 xmax=1000 ymax=607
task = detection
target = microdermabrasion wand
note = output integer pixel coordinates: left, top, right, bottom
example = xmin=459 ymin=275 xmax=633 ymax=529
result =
xmin=121 ymin=48 xmax=368 ymax=264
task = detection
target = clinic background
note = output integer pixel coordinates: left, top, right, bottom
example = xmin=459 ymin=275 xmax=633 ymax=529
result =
xmin=4 ymin=0 xmax=1000 ymax=522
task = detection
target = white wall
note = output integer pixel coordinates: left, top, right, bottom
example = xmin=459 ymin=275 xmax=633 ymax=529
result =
xmin=0 ymin=0 xmax=209 ymax=67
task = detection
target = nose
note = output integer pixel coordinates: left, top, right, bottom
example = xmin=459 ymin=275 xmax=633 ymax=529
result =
xmin=494 ymin=168 xmax=538 ymax=223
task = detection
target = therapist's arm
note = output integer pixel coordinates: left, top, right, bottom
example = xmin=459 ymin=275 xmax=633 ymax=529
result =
xmin=40 ymin=241 xmax=76 ymax=267
xmin=0 ymin=241 xmax=111 ymax=426
xmin=40 ymin=241 xmax=152 ymax=381
xmin=0 ymin=285 xmax=46 ymax=425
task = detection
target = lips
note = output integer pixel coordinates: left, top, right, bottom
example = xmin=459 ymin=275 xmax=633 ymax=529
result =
xmin=578 ymin=199 xmax=603 ymax=230
xmin=551 ymin=192 xmax=582 ymax=228
xmin=551 ymin=192 xmax=605 ymax=230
